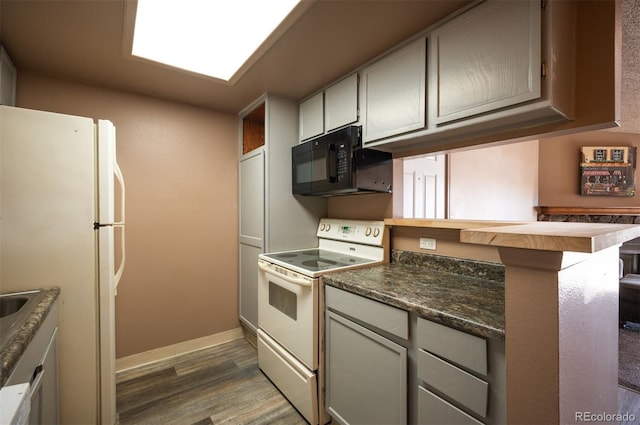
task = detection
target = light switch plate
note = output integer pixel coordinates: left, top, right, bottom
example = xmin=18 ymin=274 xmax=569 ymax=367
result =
xmin=419 ymin=238 xmax=437 ymax=250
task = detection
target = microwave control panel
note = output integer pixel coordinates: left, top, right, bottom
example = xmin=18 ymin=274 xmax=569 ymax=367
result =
xmin=336 ymin=143 xmax=349 ymax=181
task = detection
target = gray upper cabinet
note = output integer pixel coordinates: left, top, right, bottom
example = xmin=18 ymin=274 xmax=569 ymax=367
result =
xmin=299 ymin=91 xmax=324 ymax=142
xmin=0 ymin=46 xmax=17 ymax=106
xmin=303 ymin=0 xmax=575 ymax=153
xmin=299 ymin=73 xmax=359 ymax=143
xmin=324 ymin=73 xmax=359 ymax=133
xmin=361 ymin=38 xmax=426 ymax=145
xmin=429 ymin=0 xmax=541 ymax=125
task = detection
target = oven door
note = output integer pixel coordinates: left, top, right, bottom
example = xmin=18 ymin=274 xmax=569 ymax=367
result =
xmin=258 ymin=260 xmax=318 ymax=370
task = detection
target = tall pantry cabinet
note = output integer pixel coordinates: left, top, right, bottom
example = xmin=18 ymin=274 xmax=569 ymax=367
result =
xmin=238 ymin=94 xmax=327 ymax=335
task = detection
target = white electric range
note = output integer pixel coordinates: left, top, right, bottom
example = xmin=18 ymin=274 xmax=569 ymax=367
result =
xmin=257 ymin=218 xmax=387 ymax=425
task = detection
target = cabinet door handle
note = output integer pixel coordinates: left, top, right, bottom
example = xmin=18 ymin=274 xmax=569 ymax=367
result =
xmin=30 ymin=364 xmax=45 ymax=393
xmin=258 ymin=262 xmax=313 ymax=288
xmin=328 ymin=143 xmax=337 ymax=182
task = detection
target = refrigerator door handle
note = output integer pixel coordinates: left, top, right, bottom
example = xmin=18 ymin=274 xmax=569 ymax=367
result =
xmin=114 ymin=159 xmax=125 ymax=226
xmin=113 ymin=159 xmax=125 ymax=293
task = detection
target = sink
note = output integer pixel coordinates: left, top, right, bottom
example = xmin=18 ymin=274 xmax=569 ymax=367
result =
xmin=0 ymin=296 xmax=29 ymax=318
xmin=0 ymin=290 xmax=46 ymax=349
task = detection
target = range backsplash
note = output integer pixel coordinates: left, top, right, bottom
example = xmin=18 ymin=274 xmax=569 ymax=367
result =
xmin=391 ymin=249 xmax=504 ymax=282
xmin=536 ymin=207 xmax=640 ymax=224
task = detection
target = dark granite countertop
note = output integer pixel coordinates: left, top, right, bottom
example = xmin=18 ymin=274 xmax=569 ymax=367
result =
xmin=1 ymin=287 xmax=60 ymax=387
xmin=323 ymin=251 xmax=505 ymax=341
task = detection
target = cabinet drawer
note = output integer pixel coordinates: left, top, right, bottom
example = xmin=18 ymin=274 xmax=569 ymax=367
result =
xmin=418 ymin=349 xmax=488 ymax=417
xmin=418 ymin=386 xmax=483 ymax=425
xmin=417 ymin=317 xmax=487 ymax=375
xmin=325 ymin=285 xmax=408 ymax=339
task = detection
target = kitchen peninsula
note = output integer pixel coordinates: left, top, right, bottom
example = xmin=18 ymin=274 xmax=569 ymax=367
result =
xmin=326 ymin=219 xmax=640 ymax=425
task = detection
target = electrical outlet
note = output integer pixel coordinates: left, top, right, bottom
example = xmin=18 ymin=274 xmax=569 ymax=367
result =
xmin=419 ymin=238 xmax=437 ymax=250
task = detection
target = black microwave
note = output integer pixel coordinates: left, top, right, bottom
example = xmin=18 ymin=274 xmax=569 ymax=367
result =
xmin=292 ymin=126 xmax=392 ymax=196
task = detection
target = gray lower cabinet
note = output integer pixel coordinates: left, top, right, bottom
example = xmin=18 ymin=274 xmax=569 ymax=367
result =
xmin=325 ymin=286 xmax=408 ymax=425
xmin=6 ymin=301 xmax=59 ymax=424
xmin=30 ymin=328 xmax=58 ymax=424
xmin=324 ymin=286 xmax=506 ymax=425
xmin=417 ymin=318 xmax=505 ymax=425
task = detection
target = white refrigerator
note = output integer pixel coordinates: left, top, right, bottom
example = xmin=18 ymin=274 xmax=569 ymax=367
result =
xmin=0 ymin=105 xmax=125 ymax=424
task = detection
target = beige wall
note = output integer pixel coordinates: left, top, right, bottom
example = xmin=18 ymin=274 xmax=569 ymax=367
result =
xmin=538 ymin=130 xmax=640 ymax=207
xmin=449 ymin=140 xmax=540 ymax=221
xmin=390 ymin=226 xmax=502 ymax=263
xmin=16 ymin=72 xmax=239 ymax=357
xmin=328 ymin=192 xmax=392 ymax=220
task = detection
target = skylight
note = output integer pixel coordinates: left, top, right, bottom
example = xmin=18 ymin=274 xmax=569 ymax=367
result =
xmin=131 ymin=0 xmax=301 ymax=82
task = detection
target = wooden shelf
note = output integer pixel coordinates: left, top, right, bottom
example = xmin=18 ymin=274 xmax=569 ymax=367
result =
xmin=242 ymin=103 xmax=265 ymax=154
xmin=384 ymin=218 xmax=525 ymax=229
xmin=536 ymin=206 xmax=640 ymax=216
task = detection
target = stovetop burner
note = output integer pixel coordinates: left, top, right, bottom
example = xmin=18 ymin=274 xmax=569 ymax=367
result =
xmin=262 ymin=248 xmax=374 ymax=274
xmin=302 ymin=259 xmax=339 ymax=269
xmin=272 ymin=253 xmax=298 ymax=259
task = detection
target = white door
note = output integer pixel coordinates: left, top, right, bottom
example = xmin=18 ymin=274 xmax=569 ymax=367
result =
xmin=403 ymin=155 xmax=446 ymax=219
xmin=0 ymin=106 xmax=99 ymax=424
xmin=97 ymin=119 xmax=125 ymax=425
xmin=239 ymin=149 xmax=264 ymax=330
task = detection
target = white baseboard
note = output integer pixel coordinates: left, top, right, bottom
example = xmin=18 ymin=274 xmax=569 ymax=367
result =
xmin=115 ymin=327 xmax=244 ymax=373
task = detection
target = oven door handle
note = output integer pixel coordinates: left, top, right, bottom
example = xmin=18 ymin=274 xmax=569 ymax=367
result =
xmin=258 ymin=262 xmax=313 ymax=288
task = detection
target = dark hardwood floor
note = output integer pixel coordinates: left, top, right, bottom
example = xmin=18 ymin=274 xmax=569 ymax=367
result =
xmin=116 ymin=338 xmax=306 ymax=425
xmin=116 ymin=336 xmax=640 ymax=425
xmin=619 ymin=386 xmax=640 ymax=425
xmin=619 ymin=328 xmax=640 ymax=424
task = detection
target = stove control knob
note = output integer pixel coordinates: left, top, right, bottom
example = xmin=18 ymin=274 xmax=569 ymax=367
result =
xmin=320 ymin=223 xmax=326 ymax=231
xmin=365 ymin=227 xmax=372 ymax=236
xmin=373 ymin=228 xmax=380 ymax=237
xmin=326 ymin=224 xmax=331 ymax=231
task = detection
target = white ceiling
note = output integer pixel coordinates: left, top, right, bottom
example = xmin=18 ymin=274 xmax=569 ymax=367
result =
xmin=0 ymin=0 xmax=469 ymax=114
xmin=1 ymin=0 xmax=638 ymax=132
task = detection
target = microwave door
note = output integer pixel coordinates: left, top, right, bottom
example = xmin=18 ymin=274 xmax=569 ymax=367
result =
xmin=313 ymin=143 xmax=345 ymax=195
xmin=292 ymin=143 xmax=314 ymax=195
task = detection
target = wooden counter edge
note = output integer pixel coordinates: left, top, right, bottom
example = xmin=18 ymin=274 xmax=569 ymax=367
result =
xmin=384 ymin=219 xmax=640 ymax=253
xmin=383 ymin=218 xmax=526 ymax=230
xmin=459 ymin=222 xmax=640 ymax=253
